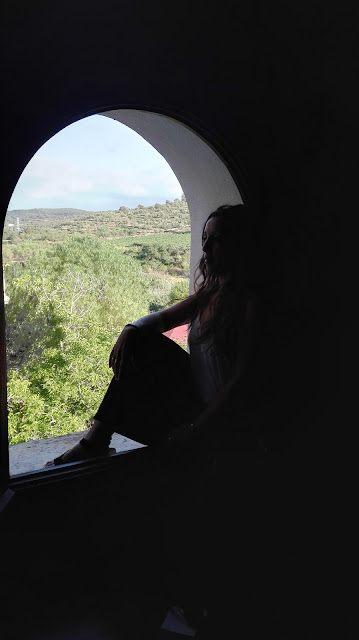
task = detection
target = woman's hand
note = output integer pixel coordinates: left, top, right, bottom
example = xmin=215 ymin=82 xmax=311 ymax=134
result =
xmin=109 ymin=325 xmax=138 ymax=380
xmin=161 ymin=422 xmax=199 ymax=455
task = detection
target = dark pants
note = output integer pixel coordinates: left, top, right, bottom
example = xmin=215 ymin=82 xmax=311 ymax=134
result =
xmin=94 ymin=332 xmax=205 ymax=445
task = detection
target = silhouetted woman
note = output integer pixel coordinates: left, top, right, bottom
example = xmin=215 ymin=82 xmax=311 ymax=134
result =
xmin=46 ymin=204 xmax=265 ymax=466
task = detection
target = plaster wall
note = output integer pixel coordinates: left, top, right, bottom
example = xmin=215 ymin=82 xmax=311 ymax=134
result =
xmin=103 ymin=110 xmax=242 ymax=292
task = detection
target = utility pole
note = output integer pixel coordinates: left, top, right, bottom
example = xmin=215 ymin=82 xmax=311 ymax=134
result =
xmin=16 ymin=217 xmax=20 ymax=233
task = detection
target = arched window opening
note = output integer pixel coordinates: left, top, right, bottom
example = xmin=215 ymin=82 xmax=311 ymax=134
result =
xmin=1 ymin=109 xmax=242 ymax=480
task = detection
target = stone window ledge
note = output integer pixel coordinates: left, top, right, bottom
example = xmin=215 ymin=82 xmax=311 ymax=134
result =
xmin=9 ymin=431 xmax=145 ymax=476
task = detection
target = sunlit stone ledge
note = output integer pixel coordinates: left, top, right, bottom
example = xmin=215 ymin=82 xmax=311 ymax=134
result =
xmin=9 ymin=431 xmax=145 ymax=476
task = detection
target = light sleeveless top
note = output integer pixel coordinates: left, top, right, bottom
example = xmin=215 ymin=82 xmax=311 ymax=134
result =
xmin=187 ymin=315 xmax=234 ymax=405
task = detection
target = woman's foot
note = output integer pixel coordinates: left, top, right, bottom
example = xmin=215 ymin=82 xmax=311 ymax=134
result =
xmin=45 ymin=438 xmax=116 ymax=467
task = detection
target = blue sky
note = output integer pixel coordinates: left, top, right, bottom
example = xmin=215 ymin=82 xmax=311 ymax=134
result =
xmin=7 ymin=115 xmax=183 ymax=212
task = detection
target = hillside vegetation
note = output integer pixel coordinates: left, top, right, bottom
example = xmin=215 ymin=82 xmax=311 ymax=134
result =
xmin=4 ymin=196 xmax=191 ymax=445
xmin=4 ymin=196 xmax=190 ymax=257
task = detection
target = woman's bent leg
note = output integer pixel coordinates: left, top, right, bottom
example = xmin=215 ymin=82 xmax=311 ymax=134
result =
xmin=45 ymin=332 xmax=203 ymax=465
xmin=82 ymin=419 xmax=113 ymax=448
xmin=94 ymin=331 xmax=203 ymax=445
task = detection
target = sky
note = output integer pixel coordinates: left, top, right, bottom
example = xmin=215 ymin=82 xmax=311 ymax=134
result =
xmin=7 ymin=115 xmax=183 ymax=212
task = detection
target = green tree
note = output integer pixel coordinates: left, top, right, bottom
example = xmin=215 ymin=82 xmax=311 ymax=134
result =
xmin=168 ymin=280 xmax=189 ymax=305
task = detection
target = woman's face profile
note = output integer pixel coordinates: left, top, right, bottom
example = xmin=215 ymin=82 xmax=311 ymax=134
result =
xmin=202 ymin=216 xmax=236 ymax=277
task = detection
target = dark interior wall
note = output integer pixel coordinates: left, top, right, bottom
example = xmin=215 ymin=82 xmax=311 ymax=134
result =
xmin=0 ymin=0 xmax=353 ymax=630
xmin=0 ymin=1 xmax=352 ymax=209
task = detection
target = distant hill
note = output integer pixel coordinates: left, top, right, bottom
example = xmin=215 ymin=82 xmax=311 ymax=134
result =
xmin=5 ymin=208 xmax=92 ymax=224
xmin=3 ymin=198 xmax=190 ymax=242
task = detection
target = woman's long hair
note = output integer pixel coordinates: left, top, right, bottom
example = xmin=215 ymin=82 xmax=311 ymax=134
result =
xmin=191 ymin=204 xmax=260 ymax=362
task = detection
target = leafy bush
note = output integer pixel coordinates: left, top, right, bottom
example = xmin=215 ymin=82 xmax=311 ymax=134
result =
xmin=168 ymin=280 xmax=189 ymax=305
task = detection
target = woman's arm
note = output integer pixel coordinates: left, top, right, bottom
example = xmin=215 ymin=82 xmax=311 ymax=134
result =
xmin=110 ymin=294 xmax=198 ymax=379
xmin=132 ymin=294 xmax=198 ymax=332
